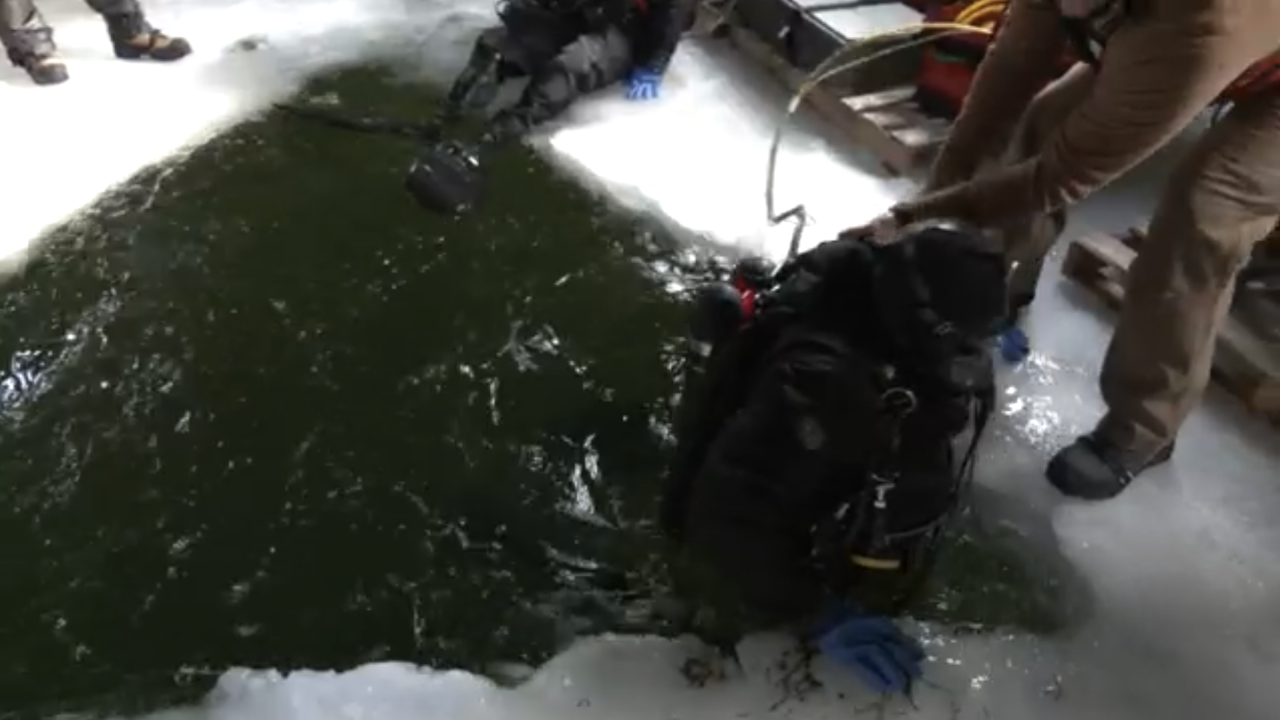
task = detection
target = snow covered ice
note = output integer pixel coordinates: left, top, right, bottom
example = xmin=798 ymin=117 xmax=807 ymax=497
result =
xmin=0 ymin=0 xmax=418 ymax=267
xmin=4 ymin=1 xmax=1280 ymax=719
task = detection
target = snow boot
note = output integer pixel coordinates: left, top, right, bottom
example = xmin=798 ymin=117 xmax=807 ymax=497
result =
xmin=8 ymin=49 xmax=68 ymax=85
xmin=1046 ymin=433 xmax=1175 ymax=501
xmin=104 ymin=14 xmax=191 ymax=61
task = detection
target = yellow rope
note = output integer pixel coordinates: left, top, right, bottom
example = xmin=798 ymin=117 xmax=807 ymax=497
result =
xmin=763 ymin=19 xmax=998 ymax=236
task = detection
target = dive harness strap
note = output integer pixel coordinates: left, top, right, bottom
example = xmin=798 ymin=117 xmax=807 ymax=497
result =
xmin=845 ymin=382 xmax=916 ymax=571
xmin=832 ymin=373 xmax=991 ymax=574
xmin=821 ymin=232 xmax=996 ymax=576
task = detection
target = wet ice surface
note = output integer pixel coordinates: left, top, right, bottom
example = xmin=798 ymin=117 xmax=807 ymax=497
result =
xmin=544 ymin=16 xmax=918 ymax=252
xmin=0 ymin=0 xmax=413 ymax=265
xmin=5 ymin=0 xmax=1280 ymax=718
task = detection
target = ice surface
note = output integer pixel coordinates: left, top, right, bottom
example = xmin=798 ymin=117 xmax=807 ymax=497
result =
xmin=5 ymin=1 xmax=1280 ymax=718
xmin=545 ymin=39 xmax=916 ymax=257
xmin=0 ymin=0 xmax=421 ymax=270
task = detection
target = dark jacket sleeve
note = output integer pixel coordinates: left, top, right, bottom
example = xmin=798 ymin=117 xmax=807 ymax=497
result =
xmin=629 ymin=0 xmax=690 ymax=73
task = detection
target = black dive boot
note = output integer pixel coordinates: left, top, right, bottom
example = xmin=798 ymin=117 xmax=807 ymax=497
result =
xmin=9 ymin=49 xmax=68 ymax=86
xmin=478 ymin=111 xmax=528 ymax=151
xmin=1046 ymin=433 xmax=1175 ymax=501
xmin=105 ymin=13 xmax=191 ymax=61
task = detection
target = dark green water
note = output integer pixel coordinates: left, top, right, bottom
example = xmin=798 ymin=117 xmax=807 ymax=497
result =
xmin=0 ymin=65 xmax=1059 ymax=718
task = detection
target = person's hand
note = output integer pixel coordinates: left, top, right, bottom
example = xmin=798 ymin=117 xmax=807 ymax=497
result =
xmin=625 ymin=67 xmax=662 ymax=101
xmin=814 ymin=613 xmax=925 ymax=695
xmin=838 ymin=213 xmax=899 ymax=244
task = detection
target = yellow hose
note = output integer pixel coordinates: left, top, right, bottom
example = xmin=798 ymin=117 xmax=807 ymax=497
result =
xmin=955 ymin=0 xmax=1006 ymax=29
xmin=761 ymin=17 xmax=998 ymax=251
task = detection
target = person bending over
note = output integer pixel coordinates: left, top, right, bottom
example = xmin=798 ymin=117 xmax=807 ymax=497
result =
xmin=854 ymin=0 xmax=1280 ymax=500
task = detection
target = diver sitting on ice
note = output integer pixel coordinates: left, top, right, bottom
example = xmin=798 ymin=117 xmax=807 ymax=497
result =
xmin=402 ymin=0 xmax=690 ymax=214
xmin=661 ymin=219 xmax=1003 ymax=695
xmin=446 ymin=0 xmax=687 ymax=141
xmin=1 ymin=0 xmax=191 ymax=86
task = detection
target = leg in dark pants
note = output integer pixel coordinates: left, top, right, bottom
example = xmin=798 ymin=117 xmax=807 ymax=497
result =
xmin=83 ymin=0 xmax=149 ymax=44
xmin=488 ymin=26 xmax=634 ymax=139
xmin=0 ymin=0 xmax=54 ymax=65
xmin=84 ymin=0 xmax=191 ymax=62
xmin=442 ymin=25 xmax=552 ymax=123
xmin=2 ymin=0 xmax=188 ymax=85
xmin=84 ymin=0 xmax=140 ymax=13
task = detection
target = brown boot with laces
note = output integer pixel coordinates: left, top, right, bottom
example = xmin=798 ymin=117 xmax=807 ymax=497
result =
xmin=105 ymin=13 xmax=192 ymax=62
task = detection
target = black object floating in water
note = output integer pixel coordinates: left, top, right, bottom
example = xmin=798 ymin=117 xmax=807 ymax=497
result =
xmin=404 ymin=140 xmax=485 ymax=216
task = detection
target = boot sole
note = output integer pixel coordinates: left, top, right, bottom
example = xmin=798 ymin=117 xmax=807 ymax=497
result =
xmin=1046 ymin=439 xmax=1175 ymax=501
xmin=26 ymin=64 xmax=69 ymax=86
xmin=113 ymin=50 xmax=191 ymax=61
xmin=31 ymin=73 xmax=70 ymax=86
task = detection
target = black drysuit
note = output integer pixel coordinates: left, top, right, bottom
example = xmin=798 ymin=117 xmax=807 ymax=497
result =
xmin=663 ymin=230 xmax=1001 ymax=632
xmin=447 ymin=0 xmax=690 ymax=132
xmin=1 ymin=0 xmax=141 ymax=61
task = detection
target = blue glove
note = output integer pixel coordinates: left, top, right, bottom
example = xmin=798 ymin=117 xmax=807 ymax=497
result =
xmin=997 ymin=325 xmax=1030 ymax=364
xmin=625 ymin=67 xmax=662 ymax=101
xmin=813 ymin=611 xmax=925 ymax=695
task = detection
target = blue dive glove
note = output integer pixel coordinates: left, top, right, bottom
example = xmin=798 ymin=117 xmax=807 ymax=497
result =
xmin=813 ymin=608 xmax=925 ymax=695
xmin=997 ymin=325 xmax=1030 ymax=364
xmin=625 ymin=67 xmax=662 ymax=101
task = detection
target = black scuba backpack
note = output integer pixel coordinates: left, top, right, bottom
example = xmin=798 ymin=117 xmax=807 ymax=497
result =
xmin=663 ymin=220 xmax=1004 ymax=614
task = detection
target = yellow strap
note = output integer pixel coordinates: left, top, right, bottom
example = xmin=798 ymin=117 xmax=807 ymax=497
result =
xmin=850 ymin=554 xmax=901 ymax=570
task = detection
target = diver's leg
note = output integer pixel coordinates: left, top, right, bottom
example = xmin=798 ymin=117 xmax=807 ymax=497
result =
xmin=1047 ymin=88 xmax=1280 ymax=500
xmin=486 ymin=26 xmax=634 ymax=141
xmin=443 ymin=26 xmax=520 ymax=123
xmin=0 ymin=0 xmax=65 ymax=84
xmin=82 ymin=0 xmax=190 ymax=60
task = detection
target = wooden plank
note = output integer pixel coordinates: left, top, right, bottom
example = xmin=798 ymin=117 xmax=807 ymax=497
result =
xmin=694 ymin=1 xmax=942 ymax=176
xmin=836 ymin=87 xmax=947 ymax=174
xmin=1234 ymin=281 xmax=1280 ymax=344
xmin=1126 ymin=226 xmax=1280 ymax=342
xmin=1118 ymin=226 xmax=1146 ymax=252
xmin=1061 ymin=233 xmax=1127 ymax=306
xmin=1062 ymin=230 xmax=1280 ymax=424
xmin=842 ymin=86 xmax=916 ymax=113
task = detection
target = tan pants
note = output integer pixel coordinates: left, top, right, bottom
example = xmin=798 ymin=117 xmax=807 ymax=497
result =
xmin=998 ymin=63 xmax=1280 ymax=454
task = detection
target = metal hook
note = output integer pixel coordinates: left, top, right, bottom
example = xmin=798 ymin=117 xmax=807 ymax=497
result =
xmin=770 ymin=204 xmax=812 ymax=261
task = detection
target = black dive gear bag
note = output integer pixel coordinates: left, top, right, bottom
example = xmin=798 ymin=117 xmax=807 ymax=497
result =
xmin=664 ymin=219 xmax=1002 ymax=621
xmin=404 ymin=140 xmax=485 ymax=216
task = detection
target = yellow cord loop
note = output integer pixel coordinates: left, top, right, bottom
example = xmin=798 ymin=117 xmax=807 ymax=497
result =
xmin=762 ymin=15 xmax=999 ymax=256
xmin=954 ymin=0 xmax=1008 ymax=30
